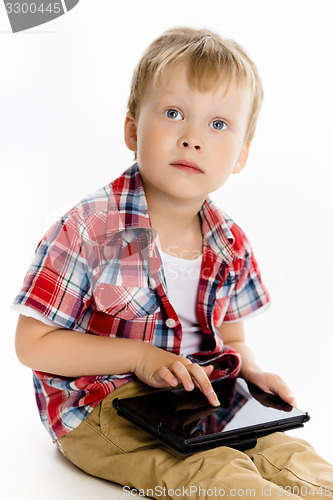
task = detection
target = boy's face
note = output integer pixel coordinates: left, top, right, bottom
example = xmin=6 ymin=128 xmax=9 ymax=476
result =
xmin=125 ymin=63 xmax=252 ymax=204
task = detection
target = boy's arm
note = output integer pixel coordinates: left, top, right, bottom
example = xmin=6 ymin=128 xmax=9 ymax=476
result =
xmin=216 ymin=321 xmax=296 ymax=406
xmin=15 ymin=315 xmax=220 ymax=406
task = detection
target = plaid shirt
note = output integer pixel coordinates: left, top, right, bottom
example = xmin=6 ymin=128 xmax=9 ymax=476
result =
xmin=14 ymin=163 xmax=269 ymax=441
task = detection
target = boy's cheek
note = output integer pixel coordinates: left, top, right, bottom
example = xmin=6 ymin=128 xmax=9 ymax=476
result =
xmin=137 ymin=132 xmax=169 ymax=165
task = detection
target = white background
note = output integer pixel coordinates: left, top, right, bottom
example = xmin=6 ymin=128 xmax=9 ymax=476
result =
xmin=1 ymin=1 xmax=332 ymax=498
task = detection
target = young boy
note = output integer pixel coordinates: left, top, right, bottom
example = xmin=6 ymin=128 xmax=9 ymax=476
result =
xmin=14 ymin=27 xmax=333 ymax=499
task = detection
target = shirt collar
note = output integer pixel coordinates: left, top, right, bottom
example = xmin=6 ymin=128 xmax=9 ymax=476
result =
xmin=199 ymin=197 xmax=235 ymax=263
xmin=106 ymin=163 xmax=235 ymax=262
xmin=105 ymin=163 xmax=152 ymax=235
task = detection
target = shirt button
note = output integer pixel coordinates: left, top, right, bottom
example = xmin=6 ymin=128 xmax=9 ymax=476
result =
xmin=165 ymin=318 xmax=176 ymax=328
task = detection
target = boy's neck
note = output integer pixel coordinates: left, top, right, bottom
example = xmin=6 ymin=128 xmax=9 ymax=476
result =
xmin=144 ymin=184 xmax=204 ymax=228
xmin=142 ymin=181 xmax=205 ymax=257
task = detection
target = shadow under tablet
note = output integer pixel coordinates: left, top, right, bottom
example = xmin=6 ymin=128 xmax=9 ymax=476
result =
xmin=113 ymin=377 xmax=310 ymax=455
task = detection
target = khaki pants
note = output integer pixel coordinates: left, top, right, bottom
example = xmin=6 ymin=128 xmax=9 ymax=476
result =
xmin=58 ymin=381 xmax=333 ymax=500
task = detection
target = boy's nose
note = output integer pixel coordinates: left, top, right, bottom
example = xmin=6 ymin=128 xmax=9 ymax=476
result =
xmin=182 ymin=141 xmax=201 ymax=150
xmin=178 ymin=134 xmax=203 ymax=151
xmin=178 ymin=122 xmax=203 ymax=151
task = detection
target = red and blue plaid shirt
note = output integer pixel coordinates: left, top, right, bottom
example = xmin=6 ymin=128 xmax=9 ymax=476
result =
xmin=14 ymin=163 xmax=269 ymax=441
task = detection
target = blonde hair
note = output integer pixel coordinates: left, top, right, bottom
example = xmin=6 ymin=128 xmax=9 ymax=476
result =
xmin=127 ymin=26 xmax=264 ymax=142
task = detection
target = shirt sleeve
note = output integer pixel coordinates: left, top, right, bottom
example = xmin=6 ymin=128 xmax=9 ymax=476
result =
xmin=11 ymin=303 xmax=59 ymax=326
xmin=223 ymin=229 xmax=270 ymax=323
xmin=13 ymin=214 xmax=94 ymax=330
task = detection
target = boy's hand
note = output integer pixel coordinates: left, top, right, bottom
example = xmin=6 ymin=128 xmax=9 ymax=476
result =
xmin=244 ymin=370 xmax=296 ymax=407
xmin=133 ymin=343 xmax=220 ymax=406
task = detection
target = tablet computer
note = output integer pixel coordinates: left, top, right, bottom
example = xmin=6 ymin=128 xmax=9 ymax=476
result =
xmin=112 ymin=376 xmax=310 ymax=455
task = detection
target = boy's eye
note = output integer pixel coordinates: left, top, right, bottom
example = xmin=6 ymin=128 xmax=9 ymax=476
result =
xmin=209 ymin=119 xmax=228 ymax=130
xmin=165 ymin=109 xmax=183 ymax=120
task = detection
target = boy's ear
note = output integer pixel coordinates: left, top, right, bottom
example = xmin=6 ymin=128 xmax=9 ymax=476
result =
xmin=124 ymin=113 xmax=138 ymax=152
xmin=233 ymin=141 xmax=251 ymax=174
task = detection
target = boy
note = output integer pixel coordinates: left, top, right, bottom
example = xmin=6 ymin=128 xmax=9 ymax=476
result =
xmin=14 ymin=27 xmax=333 ymax=499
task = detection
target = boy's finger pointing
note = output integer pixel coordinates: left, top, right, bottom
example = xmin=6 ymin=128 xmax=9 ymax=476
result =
xmin=189 ymin=364 xmax=220 ymax=406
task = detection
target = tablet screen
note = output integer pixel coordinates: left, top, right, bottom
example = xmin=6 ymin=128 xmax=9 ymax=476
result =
xmin=180 ymin=378 xmax=306 ymax=439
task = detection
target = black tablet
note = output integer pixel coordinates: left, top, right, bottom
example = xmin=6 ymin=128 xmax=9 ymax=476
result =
xmin=112 ymin=376 xmax=310 ymax=455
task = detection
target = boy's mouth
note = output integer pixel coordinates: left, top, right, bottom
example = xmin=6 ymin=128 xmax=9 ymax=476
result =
xmin=170 ymin=160 xmax=203 ymax=174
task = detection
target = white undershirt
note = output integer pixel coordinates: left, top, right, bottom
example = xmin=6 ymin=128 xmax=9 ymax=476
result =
xmin=160 ymin=250 xmax=204 ymax=357
xmin=12 ymin=251 xmax=205 ymax=357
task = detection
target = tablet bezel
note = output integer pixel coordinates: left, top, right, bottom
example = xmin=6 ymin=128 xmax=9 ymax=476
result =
xmin=112 ymin=377 xmax=310 ymax=455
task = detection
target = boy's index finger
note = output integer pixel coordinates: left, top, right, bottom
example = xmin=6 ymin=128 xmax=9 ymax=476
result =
xmin=205 ymin=385 xmax=220 ymax=407
xmin=188 ymin=364 xmax=220 ymax=406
